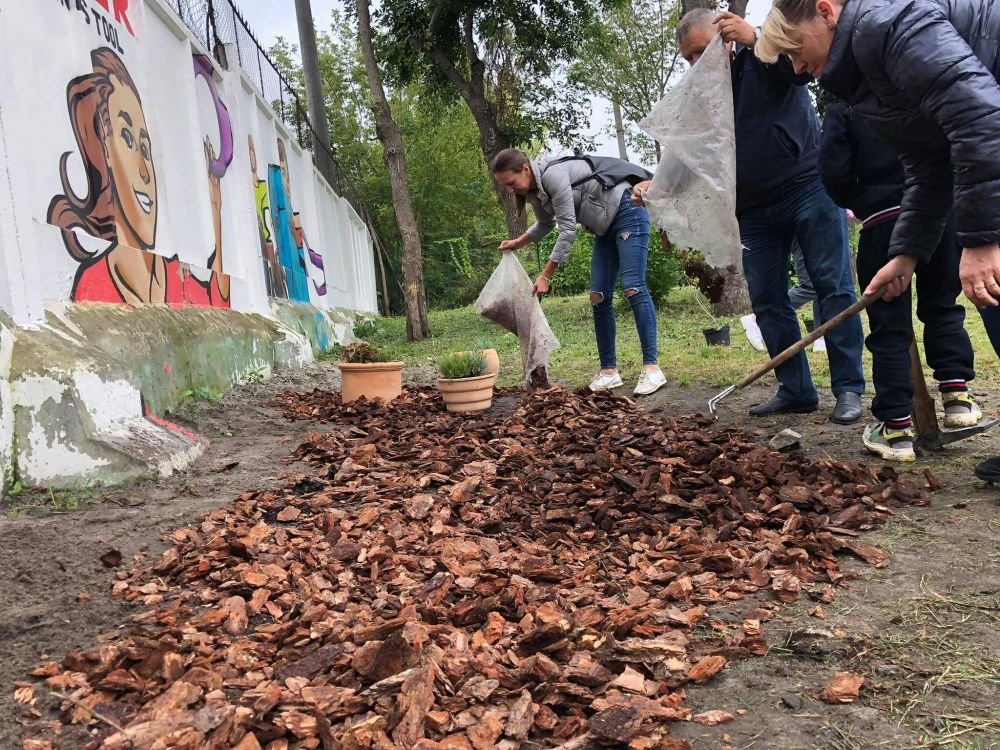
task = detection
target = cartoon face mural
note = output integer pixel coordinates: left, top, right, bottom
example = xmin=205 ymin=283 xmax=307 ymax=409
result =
xmin=107 ymin=66 xmax=157 ymax=251
xmin=47 ymin=48 xmax=230 ymax=308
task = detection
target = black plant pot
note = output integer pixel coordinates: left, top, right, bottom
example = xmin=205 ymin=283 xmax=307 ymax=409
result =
xmin=804 ymin=318 xmax=815 ymax=334
xmin=703 ymin=324 xmax=731 ymax=346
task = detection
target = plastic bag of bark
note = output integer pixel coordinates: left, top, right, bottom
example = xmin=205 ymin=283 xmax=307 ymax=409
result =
xmin=475 ymin=252 xmax=560 ymax=388
xmin=638 ymin=34 xmax=741 ymax=273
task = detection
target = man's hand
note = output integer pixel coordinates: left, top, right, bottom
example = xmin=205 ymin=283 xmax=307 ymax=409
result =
xmin=864 ymin=255 xmax=919 ymax=301
xmin=631 ymin=180 xmax=652 ymax=207
xmin=714 ymin=11 xmax=756 ymax=46
xmin=499 ymin=238 xmax=522 ymax=252
xmin=960 ymin=242 xmax=1000 ymax=307
xmin=532 ymin=275 xmax=550 ymax=297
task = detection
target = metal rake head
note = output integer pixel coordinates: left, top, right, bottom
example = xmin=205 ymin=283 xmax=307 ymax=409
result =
xmin=708 ymin=385 xmax=737 ymax=419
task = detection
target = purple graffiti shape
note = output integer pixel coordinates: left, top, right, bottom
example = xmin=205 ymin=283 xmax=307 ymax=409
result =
xmin=193 ymin=54 xmax=234 ymax=178
xmin=302 ymin=229 xmax=328 ymax=296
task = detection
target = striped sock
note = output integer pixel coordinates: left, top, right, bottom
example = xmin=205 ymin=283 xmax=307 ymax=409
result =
xmin=885 ymin=416 xmax=913 ymax=431
xmin=939 ymin=379 xmax=968 ymax=394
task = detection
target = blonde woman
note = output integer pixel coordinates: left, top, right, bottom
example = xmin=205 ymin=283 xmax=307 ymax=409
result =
xmin=756 ymin=0 xmax=1000 ymax=477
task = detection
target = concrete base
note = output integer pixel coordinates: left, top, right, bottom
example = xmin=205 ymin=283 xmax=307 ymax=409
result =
xmin=0 ymin=300 xmax=362 ymax=491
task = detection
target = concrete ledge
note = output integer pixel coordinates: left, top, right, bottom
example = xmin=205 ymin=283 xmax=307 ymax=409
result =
xmin=0 ymin=301 xmax=363 ymax=490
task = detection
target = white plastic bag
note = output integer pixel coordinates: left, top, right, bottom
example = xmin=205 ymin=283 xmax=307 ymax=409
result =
xmin=475 ymin=253 xmax=560 ymax=388
xmin=638 ymin=35 xmax=741 ymax=272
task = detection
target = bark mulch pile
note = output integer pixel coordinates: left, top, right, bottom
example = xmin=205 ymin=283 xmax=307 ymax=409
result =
xmin=19 ymin=387 xmax=929 ymax=750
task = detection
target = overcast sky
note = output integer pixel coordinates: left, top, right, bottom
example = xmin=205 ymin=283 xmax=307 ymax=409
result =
xmin=235 ymin=0 xmax=773 ymax=160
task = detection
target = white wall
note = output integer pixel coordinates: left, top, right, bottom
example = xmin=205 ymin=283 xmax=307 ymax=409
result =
xmin=0 ymin=0 xmax=377 ymax=324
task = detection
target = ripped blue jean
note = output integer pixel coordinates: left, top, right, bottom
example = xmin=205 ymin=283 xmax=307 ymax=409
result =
xmin=591 ymin=190 xmax=658 ymax=368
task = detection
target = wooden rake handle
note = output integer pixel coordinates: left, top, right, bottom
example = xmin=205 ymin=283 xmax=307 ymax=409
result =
xmin=735 ymin=290 xmax=881 ymax=390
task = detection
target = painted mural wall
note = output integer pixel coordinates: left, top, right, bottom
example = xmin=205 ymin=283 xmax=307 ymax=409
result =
xmin=0 ymin=0 xmax=378 ymax=325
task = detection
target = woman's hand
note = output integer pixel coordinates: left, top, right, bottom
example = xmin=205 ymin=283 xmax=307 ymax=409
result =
xmin=631 ymin=180 xmax=652 ymax=207
xmin=714 ymin=11 xmax=757 ymax=46
xmin=499 ymin=238 xmax=522 ymax=252
xmin=960 ymin=243 xmax=1000 ymax=307
xmin=532 ymin=275 xmax=550 ymax=297
xmin=864 ymin=255 xmax=919 ymax=301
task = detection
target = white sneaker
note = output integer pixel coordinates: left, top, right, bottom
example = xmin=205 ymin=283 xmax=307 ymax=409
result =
xmin=812 ymin=336 xmax=826 ymax=353
xmin=741 ymin=314 xmax=766 ymax=352
xmin=633 ymin=368 xmax=667 ymax=396
xmin=590 ymin=371 xmax=624 ymax=392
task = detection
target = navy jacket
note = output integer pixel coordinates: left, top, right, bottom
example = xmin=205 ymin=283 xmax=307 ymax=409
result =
xmin=732 ymin=44 xmax=819 ymax=215
xmin=820 ymin=0 xmax=1000 ymax=261
xmin=819 ymin=99 xmax=904 ymax=221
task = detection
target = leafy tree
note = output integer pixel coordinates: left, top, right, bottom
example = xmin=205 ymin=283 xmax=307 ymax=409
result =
xmin=570 ymin=0 xmax=685 ymax=163
xmin=272 ymin=22 xmax=508 ymax=313
xmin=377 ymin=0 xmax=607 ymax=237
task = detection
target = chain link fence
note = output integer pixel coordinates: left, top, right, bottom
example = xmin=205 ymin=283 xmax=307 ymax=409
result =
xmin=162 ymin=0 xmax=376 ymax=238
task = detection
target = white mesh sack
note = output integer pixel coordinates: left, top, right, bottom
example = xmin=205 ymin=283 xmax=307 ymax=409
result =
xmin=638 ymin=34 xmax=741 ymax=272
xmin=475 ymin=252 xmax=560 ymax=388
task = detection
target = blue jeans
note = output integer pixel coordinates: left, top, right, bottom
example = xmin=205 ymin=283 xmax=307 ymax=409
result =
xmin=739 ymin=176 xmax=865 ymax=403
xmin=788 ymin=241 xmax=820 ymax=324
xmin=591 ymin=191 xmax=658 ymax=368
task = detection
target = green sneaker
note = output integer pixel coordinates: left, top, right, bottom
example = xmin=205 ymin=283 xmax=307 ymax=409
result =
xmin=943 ymin=392 xmax=982 ymax=428
xmin=862 ymin=422 xmax=916 ymax=462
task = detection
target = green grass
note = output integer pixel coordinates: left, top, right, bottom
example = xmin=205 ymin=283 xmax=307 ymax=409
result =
xmin=4 ymin=483 xmax=96 ymax=517
xmin=361 ymin=286 xmax=1000 ymax=391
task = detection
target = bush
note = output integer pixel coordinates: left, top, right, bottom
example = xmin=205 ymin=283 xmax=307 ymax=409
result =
xmin=422 ymin=221 xmax=683 ymax=311
xmin=438 ymin=351 xmax=488 ymax=379
xmin=525 ymin=230 xmax=682 ymax=306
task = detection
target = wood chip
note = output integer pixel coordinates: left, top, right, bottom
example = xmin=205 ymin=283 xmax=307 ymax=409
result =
xmin=687 ymin=655 xmax=727 ymax=684
xmin=692 ymin=710 xmax=735 ymax=726
xmin=820 ymin=672 xmax=865 ymax=704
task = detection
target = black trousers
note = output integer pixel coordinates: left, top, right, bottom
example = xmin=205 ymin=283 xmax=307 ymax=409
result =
xmin=980 ymin=305 xmax=1000 ymax=356
xmin=855 ymin=216 xmax=975 ymax=422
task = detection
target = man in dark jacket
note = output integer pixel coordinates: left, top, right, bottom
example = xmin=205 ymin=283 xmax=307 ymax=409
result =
xmin=820 ymin=98 xmax=980 ymax=461
xmin=675 ymin=9 xmax=865 ymax=423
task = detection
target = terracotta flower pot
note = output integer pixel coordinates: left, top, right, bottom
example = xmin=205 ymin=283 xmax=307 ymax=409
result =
xmin=461 ymin=349 xmax=500 ymax=376
xmin=438 ymin=372 xmax=496 ymax=413
xmin=482 ymin=348 xmax=500 ymax=376
xmin=338 ymin=361 xmax=404 ymax=403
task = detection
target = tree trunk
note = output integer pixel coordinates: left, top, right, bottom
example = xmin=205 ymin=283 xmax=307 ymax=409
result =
xmin=612 ymin=99 xmax=628 ymax=160
xmin=357 ymin=0 xmax=430 ymax=340
xmin=372 ymin=232 xmax=392 ymax=316
xmin=713 ymin=267 xmax=752 ymax=316
xmin=727 ymin=0 xmax=749 ymax=18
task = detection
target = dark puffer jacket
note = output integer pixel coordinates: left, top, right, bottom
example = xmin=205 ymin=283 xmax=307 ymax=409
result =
xmin=732 ymin=45 xmax=820 ymax=215
xmin=820 ymin=0 xmax=1000 ymax=261
xmin=819 ymin=99 xmax=904 ymax=221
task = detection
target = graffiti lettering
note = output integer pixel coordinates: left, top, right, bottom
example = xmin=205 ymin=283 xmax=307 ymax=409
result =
xmin=90 ymin=9 xmax=125 ymax=53
xmin=93 ymin=0 xmax=134 ymax=38
xmin=56 ymin=0 xmax=93 ymax=25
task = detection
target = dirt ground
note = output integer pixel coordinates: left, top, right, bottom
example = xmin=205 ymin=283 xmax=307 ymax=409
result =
xmin=1 ymin=365 xmax=998 ymax=750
